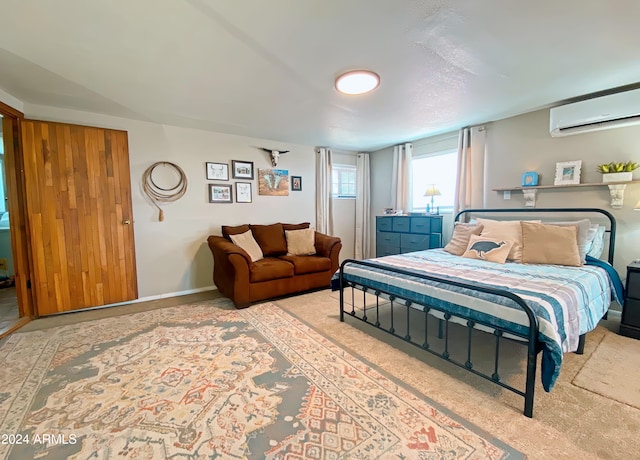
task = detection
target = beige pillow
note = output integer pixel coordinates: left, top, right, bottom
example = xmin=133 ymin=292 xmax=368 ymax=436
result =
xmin=285 ymin=228 xmax=316 ymax=256
xmin=521 ymin=222 xmax=581 ymax=267
xmin=462 ymin=234 xmax=514 ymax=264
xmin=444 ymin=223 xmax=484 ymax=256
xmin=545 ymin=219 xmax=591 ymax=263
xmin=229 ymin=230 xmax=264 ymax=262
xmin=476 ymin=218 xmax=540 ymax=262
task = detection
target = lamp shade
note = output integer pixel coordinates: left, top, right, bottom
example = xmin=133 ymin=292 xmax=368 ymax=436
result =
xmin=424 ymin=185 xmax=441 ymax=197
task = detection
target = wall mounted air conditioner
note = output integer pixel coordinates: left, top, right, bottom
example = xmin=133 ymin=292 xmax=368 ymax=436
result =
xmin=549 ymin=88 xmax=640 ymax=137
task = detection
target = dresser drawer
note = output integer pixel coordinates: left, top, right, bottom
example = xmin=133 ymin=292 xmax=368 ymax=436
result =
xmin=429 ymin=233 xmax=442 ymax=248
xmin=376 ymin=244 xmax=400 ymax=257
xmin=376 ymin=216 xmax=393 ymax=232
xmin=392 ymin=217 xmax=411 ymax=233
xmin=627 ymin=270 xmax=640 ymax=299
xmin=401 ymin=233 xmax=430 ymax=252
xmin=376 ymin=231 xmax=400 ymax=248
xmin=622 ymin=298 xmax=640 ymax=329
xmin=410 ymin=217 xmax=431 ymax=234
xmin=429 ymin=217 xmax=443 ymax=234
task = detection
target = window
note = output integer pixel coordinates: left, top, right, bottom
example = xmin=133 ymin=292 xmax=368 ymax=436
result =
xmin=332 ymin=164 xmax=356 ymax=198
xmin=411 ymin=150 xmax=457 ymax=213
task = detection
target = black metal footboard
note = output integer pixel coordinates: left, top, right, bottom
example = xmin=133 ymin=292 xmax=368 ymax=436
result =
xmin=339 ymin=259 xmax=540 ymax=418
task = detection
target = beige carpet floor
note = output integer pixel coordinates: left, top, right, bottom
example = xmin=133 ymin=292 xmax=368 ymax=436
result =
xmin=12 ymin=289 xmax=640 ymax=459
xmin=573 ymin=331 xmax=640 ymax=410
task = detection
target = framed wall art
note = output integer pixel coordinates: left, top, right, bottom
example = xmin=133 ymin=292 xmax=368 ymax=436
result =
xmin=291 ymin=176 xmax=302 ymax=191
xmin=209 ymin=184 xmax=233 ymax=203
xmin=232 ymin=160 xmax=254 ymax=180
xmin=258 ymin=168 xmax=289 ymax=196
xmin=554 ymin=160 xmax=582 ymax=185
xmin=206 ymin=162 xmax=229 ymax=181
xmin=235 ymin=182 xmax=252 ymax=203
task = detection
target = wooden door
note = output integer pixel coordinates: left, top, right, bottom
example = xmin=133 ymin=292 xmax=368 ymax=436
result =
xmin=21 ymin=120 xmax=137 ymax=315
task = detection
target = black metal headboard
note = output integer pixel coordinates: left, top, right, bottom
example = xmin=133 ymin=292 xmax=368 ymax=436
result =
xmin=453 ymin=208 xmax=616 ymax=265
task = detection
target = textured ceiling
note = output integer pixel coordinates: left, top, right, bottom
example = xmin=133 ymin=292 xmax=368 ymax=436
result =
xmin=1 ymin=0 xmax=639 ymax=151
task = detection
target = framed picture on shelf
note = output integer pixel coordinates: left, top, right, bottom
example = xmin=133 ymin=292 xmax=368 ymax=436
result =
xmin=232 ymin=160 xmax=254 ymax=180
xmin=291 ymin=176 xmax=302 ymax=191
xmin=209 ymin=184 xmax=233 ymax=203
xmin=235 ymin=182 xmax=252 ymax=203
xmin=206 ymin=162 xmax=229 ymax=181
xmin=554 ymin=160 xmax=582 ymax=185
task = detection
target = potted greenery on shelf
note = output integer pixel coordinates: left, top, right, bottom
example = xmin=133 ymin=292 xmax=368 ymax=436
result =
xmin=597 ymin=161 xmax=638 ymax=183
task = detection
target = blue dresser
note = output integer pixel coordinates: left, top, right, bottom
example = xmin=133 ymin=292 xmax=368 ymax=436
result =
xmin=376 ymin=215 xmax=443 ymax=257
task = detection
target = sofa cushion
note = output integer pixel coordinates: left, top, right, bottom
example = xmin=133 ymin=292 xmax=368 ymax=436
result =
xmin=229 ymin=230 xmax=263 ymax=262
xmin=285 ymin=228 xmax=316 ymax=256
xmin=250 ymin=223 xmax=287 ymax=256
xmin=222 ymin=224 xmax=250 ymax=240
xmin=278 ymin=255 xmax=331 ymax=275
xmin=282 ymin=222 xmax=311 ymax=231
xmin=250 ymin=258 xmax=294 ymax=282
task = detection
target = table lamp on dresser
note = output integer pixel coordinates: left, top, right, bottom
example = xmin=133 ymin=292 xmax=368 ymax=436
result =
xmin=424 ymin=184 xmax=441 ymax=214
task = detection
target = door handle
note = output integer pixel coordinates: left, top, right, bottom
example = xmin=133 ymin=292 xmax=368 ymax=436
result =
xmin=122 ymin=219 xmax=131 ymax=225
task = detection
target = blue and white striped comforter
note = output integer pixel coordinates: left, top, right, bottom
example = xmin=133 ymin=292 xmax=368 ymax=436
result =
xmin=340 ymin=249 xmax=617 ymax=391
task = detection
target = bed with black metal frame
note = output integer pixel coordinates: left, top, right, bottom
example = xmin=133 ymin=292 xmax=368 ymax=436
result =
xmin=338 ymin=208 xmax=617 ymax=418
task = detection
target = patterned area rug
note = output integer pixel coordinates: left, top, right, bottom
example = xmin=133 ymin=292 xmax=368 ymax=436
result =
xmin=0 ymin=300 xmax=523 ymax=459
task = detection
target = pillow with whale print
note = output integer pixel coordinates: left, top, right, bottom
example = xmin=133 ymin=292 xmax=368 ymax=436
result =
xmin=462 ymin=234 xmax=514 ymax=264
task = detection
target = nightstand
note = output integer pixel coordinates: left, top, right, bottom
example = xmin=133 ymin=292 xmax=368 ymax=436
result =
xmin=620 ymin=262 xmax=640 ymax=339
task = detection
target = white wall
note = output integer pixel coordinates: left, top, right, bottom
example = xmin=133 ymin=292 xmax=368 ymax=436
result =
xmin=0 ymin=88 xmax=24 ymax=113
xmin=371 ymin=111 xmax=640 ymax=275
xmin=21 ymin=103 xmax=329 ymax=298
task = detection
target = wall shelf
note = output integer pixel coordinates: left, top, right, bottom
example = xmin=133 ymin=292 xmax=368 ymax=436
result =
xmin=492 ymin=179 xmax=640 ymax=192
xmin=492 ymin=180 xmax=640 ymax=208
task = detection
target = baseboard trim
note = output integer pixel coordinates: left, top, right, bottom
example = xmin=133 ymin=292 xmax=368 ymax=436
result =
xmin=100 ymin=286 xmax=218 ymax=309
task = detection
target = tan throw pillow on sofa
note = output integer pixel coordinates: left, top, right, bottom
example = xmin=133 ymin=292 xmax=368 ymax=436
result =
xmin=444 ymin=223 xmax=484 ymax=256
xmin=285 ymin=228 xmax=316 ymax=256
xmin=521 ymin=222 xmax=581 ymax=267
xmin=230 ymin=230 xmax=264 ymax=262
xmin=462 ymin=234 xmax=514 ymax=264
xmin=222 ymin=224 xmax=250 ymax=240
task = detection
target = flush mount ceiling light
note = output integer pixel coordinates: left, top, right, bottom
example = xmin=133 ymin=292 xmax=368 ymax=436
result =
xmin=335 ymin=70 xmax=380 ymax=95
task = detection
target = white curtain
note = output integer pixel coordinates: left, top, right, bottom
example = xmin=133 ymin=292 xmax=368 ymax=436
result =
xmin=355 ymin=153 xmax=371 ymax=259
xmin=391 ymin=143 xmax=413 ymax=212
xmin=315 ymin=147 xmax=334 ymax=234
xmin=453 ymin=126 xmax=486 ymax=216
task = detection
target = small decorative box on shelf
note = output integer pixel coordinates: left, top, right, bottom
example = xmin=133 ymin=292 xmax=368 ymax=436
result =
xmin=621 ymin=262 xmax=640 ymax=339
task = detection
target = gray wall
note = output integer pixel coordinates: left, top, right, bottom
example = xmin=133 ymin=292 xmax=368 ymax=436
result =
xmin=484 ymin=108 xmax=640 ymax=274
xmin=371 ymin=108 xmax=640 ymax=274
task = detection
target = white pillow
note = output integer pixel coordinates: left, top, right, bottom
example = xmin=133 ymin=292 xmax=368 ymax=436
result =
xmin=586 ymin=225 xmax=606 ymax=259
xmin=229 ymin=230 xmax=264 ymax=262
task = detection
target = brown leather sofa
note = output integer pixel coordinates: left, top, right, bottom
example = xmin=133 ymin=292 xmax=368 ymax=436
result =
xmin=207 ymin=222 xmax=342 ymax=308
